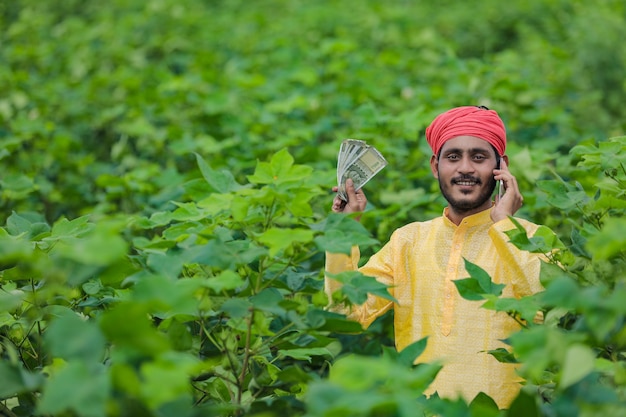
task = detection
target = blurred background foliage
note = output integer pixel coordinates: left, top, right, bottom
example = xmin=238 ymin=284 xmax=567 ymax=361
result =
xmin=1 ymin=0 xmax=625 ymax=233
xmin=1 ymin=0 xmax=626 ymax=416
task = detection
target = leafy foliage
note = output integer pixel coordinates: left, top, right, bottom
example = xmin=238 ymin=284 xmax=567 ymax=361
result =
xmin=456 ymin=136 xmax=626 ymax=416
xmin=1 ymin=0 xmax=626 ymax=416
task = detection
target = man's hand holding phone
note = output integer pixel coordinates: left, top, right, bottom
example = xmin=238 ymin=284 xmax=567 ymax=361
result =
xmin=491 ymin=158 xmax=524 ymax=223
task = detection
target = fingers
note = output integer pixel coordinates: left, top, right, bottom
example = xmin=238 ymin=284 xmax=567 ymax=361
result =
xmin=331 ymin=179 xmax=367 ymax=214
xmin=495 ymin=161 xmax=522 ymax=202
xmin=331 ymin=195 xmax=347 ymax=212
xmin=491 ymin=159 xmax=524 ymax=222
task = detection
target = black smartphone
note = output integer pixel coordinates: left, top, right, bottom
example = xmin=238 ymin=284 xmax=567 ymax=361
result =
xmin=495 ymin=155 xmax=504 ymax=200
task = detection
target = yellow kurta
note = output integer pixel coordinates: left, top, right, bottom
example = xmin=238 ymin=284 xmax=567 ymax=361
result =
xmin=325 ymin=207 xmax=544 ymax=408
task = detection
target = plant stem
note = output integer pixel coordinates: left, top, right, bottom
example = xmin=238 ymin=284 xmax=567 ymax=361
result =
xmin=236 ymin=308 xmax=254 ymax=405
xmin=0 ymin=402 xmax=19 ymax=417
xmin=507 ymin=311 xmax=529 ymax=328
xmin=263 ymin=198 xmax=276 ymax=231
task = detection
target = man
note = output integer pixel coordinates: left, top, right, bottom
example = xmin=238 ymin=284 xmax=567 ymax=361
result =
xmin=325 ymin=106 xmax=545 ymax=408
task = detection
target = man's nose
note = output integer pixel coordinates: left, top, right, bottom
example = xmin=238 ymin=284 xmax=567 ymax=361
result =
xmin=458 ymin=157 xmax=475 ymax=173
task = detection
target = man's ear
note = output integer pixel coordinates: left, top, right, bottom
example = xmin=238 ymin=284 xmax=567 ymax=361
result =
xmin=430 ymin=155 xmax=439 ymax=178
xmin=502 ymin=154 xmax=510 ymax=166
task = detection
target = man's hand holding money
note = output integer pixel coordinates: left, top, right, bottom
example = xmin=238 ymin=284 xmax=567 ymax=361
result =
xmin=336 ymin=139 xmax=387 ymax=202
xmin=333 ymin=139 xmax=387 ymax=218
xmin=332 ymin=178 xmax=367 ymax=215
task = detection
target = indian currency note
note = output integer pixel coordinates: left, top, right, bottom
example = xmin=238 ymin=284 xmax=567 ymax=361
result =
xmin=337 ymin=139 xmax=367 ymax=186
xmin=337 ymin=144 xmax=387 ymax=201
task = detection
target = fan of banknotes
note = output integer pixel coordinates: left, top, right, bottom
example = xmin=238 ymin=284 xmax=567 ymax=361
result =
xmin=336 ymin=139 xmax=388 ymax=202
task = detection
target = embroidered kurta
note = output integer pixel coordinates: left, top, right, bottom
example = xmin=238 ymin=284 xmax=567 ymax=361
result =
xmin=325 ymin=207 xmax=544 ymax=408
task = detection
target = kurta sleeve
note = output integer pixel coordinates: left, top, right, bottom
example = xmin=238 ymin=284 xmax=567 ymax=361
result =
xmin=325 ymin=233 xmax=397 ymax=329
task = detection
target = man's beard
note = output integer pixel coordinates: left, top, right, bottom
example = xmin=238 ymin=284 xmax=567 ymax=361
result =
xmin=439 ymin=175 xmax=497 ymax=213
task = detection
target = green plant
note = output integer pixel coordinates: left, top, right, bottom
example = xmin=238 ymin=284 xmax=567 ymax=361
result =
xmin=454 ymin=137 xmax=626 ymax=417
xmin=2 ymin=1 xmax=626 ymax=415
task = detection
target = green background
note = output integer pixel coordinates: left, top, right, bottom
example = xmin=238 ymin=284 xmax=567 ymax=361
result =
xmin=1 ymin=1 xmax=625 ymax=416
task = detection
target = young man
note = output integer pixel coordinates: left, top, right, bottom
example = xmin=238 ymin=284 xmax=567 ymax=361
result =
xmin=325 ymin=106 xmax=545 ymax=408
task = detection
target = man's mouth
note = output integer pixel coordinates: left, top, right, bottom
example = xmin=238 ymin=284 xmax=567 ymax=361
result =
xmin=452 ymin=177 xmax=481 ymax=186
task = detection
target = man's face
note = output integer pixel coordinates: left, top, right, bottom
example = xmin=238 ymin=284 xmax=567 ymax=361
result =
xmin=430 ymin=136 xmax=498 ymax=214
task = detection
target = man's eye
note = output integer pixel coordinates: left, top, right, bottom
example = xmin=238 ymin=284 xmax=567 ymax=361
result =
xmin=446 ymin=155 xmax=459 ymax=160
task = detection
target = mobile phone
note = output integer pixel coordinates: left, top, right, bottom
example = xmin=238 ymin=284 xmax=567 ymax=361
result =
xmin=495 ymin=155 xmax=504 ymax=200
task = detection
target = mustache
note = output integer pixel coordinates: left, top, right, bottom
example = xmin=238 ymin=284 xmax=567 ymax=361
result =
xmin=451 ymin=175 xmax=482 ymax=184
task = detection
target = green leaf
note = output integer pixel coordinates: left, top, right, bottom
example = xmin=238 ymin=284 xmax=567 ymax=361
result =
xmin=143 ymin=211 xmax=176 ymax=228
xmin=38 ymin=362 xmax=109 ymax=417
xmin=453 ymin=278 xmax=487 ymax=301
xmin=582 ymin=299 xmax=619 ymax=341
xmin=277 ymin=347 xmax=333 ymax=361
xmin=147 ymin=251 xmax=185 ymax=279
xmin=465 ymin=259 xmax=503 ymax=294
xmin=397 ymin=337 xmax=429 ymax=367
xmin=0 ymin=174 xmax=36 ymax=196
xmin=539 ymin=259 xmax=570 ymax=287
xmin=161 ymin=320 xmax=193 ymax=352
xmin=0 ymin=362 xmax=43 ymax=398
xmin=250 ymin=288 xmax=285 ymax=315
xmin=585 ymin=217 xmax=626 ymax=260
xmin=195 ymin=152 xmax=242 ymax=193
xmin=321 ymin=212 xmax=374 ymax=235
xmin=99 ymin=302 xmax=171 ymax=357
xmin=313 ymin=229 xmax=354 ymax=255
xmin=573 ymin=137 xmax=626 ymax=171
xmin=139 ymin=353 xmax=199 ymax=409
xmin=559 ymin=344 xmax=596 ymax=389
xmin=257 ymin=227 xmax=314 ymax=257
xmin=305 ymin=308 xmax=364 ymax=332
xmin=469 ymin=392 xmax=500 ymax=417
xmin=314 ymin=213 xmax=379 ymax=254
xmin=247 ymin=148 xmax=313 ymax=186
xmin=191 ymin=238 xmax=266 ymax=270
xmin=276 ymin=366 xmax=314 ymax=384
xmin=169 ymin=201 xmax=205 ymax=222
xmin=540 ymin=276 xmax=580 ymax=309
xmin=533 ymin=225 xmax=564 ymax=250
xmin=247 ymin=160 xmax=279 ymax=185
xmin=286 ymin=190 xmax=315 ymax=217
xmin=505 ymin=218 xmax=560 ymax=254
xmin=0 ymin=311 xmax=14 ymax=327
xmin=269 ymin=148 xmax=296 ymax=178
xmin=82 ymin=279 xmax=103 ymax=295
xmin=130 ymin=273 xmax=202 ymax=317
xmin=44 ymin=314 xmax=106 ymax=363
xmin=219 ymin=298 xmax=253 ymax=319
xmin=482 ymin=296 xmax=541 ymax=324
xmin=536 ymin=180 xmax=589 ymax=211
xmin=53 ymin=223 xmax=128 ymax=266
xmin=330 ymin=270 xmax=397 ymax=305
xmin=229 ymin=194 xmax=250 ymax=221
xmin=6 ymin=211 xmax=49 ymax=238
xmin=454 ymin=259 xmax=505 ymax=300
xmin=506 ymin=389 xmax=539 ymax=417
xmin=569 ymin=229 xmax=591 ymax=259
xmin=48 ymin=215 xmax=93 ymax=240
xmin=0 ymin=234 xmax=33 ymax=270
xmin=203 ymin=270 xmax=245 ymax=293
xmin=326 ymin=354 xmax=440 ymax=394
xmin=486 ymin=348 xmax=518 ymax=364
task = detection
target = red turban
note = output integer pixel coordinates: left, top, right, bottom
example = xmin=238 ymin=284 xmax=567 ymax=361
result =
xmin=425 ymin=106 xmax=507 ymax=156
